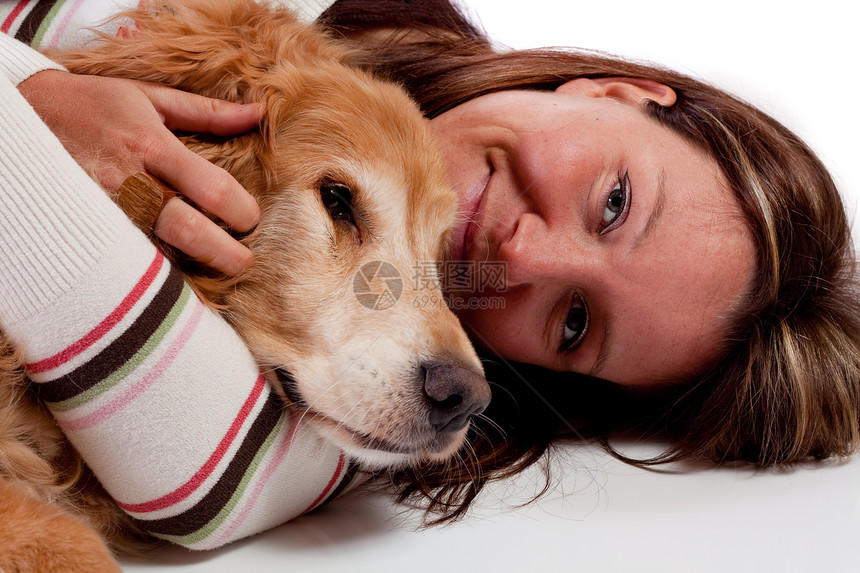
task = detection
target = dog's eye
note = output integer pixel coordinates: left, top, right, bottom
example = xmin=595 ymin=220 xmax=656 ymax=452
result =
xmin=320 ymin=182 xmax=355 ymax=226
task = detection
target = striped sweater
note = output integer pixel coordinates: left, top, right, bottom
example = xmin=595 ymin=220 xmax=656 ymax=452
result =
xmin=0 ymin=0 xmax=357 ymax=550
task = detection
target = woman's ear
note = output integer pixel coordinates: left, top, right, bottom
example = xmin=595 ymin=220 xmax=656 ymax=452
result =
xmin=556 ymin=77 xmax=677 ymax=107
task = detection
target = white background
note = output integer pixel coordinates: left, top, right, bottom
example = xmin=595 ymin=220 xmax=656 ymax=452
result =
xmin=124 ymin=1 xmax=860 ymax=571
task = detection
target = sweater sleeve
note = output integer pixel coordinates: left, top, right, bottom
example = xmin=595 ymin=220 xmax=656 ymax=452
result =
xmin=0 ymin=37 xmax=357 ymax=550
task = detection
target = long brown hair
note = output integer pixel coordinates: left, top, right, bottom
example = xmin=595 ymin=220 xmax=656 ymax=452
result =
xmin=320 ymin=0 xmax=860 ymax=521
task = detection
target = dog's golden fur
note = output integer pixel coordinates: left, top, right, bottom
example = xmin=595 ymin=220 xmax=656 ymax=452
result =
xmin=0 ymin=1 xmax=488 ymax=569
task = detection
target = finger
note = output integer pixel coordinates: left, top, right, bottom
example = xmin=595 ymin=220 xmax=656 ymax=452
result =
xmin=137 ymin=82 xmax=264 ymax=136
xmin=155 ymin=198 xmax=254 ymax=276
xmin=143 ymin=136 xmax=260 ymax=232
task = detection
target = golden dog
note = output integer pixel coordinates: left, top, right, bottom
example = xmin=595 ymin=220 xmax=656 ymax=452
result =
xmin=0 ymin=0 xmax=489 ymax=569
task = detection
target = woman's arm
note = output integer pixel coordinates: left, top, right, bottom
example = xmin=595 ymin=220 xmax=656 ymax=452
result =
xmin=0 ymin=35 xmax=355 ymax=549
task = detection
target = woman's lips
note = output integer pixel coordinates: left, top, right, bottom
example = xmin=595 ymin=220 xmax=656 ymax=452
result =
xmin=452 ymin=171 xmax=491 ymax=262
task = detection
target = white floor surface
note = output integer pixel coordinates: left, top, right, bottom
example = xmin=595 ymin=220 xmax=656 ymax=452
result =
xmin=122 ymin=442 xmax=860 ymax=572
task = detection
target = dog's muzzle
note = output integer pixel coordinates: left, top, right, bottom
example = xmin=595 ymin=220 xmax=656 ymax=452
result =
xmin=273 ymin=361 xmax=490 ymax=457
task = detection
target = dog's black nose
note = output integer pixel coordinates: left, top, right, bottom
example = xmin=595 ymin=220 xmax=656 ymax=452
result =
xmin=423 ymin=364 xmax=491 ymax=433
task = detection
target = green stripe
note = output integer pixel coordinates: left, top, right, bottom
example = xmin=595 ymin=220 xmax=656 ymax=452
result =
xmin=336 ymin=461 xmax=364 ymax=496
xmin=155 ymin=416 xmax=284 ymax=546
xmin=47 ymin=285 xmax=193 ymax=413
xmin=30 ymin=0 xmax=68 ymax=48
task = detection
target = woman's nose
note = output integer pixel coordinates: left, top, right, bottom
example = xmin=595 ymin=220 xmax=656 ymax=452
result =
xmin=496 ymin=212 xmax=577 ymax=287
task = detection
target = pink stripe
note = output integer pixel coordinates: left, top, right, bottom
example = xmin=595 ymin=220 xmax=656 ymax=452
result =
xmin=58 ymin=299 xmax=204 ymax=431
xmin=26 ymin=251 xmax=164 ymax=374
xmin=205 ymin=417 xmax=301 ymax=549
xmin=300 ymin=452 xmax=346 ymax=515
xmin=1 ymin=0 xmax=31 ymax=34
xmin=44 ymin=0 xmax=85 ymax=48
xmin=116 ymin=374 xmax=267 ymax=513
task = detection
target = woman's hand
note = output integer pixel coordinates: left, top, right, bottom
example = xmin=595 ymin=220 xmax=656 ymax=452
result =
xmin=18 ymin=69 xmax=262 ymax=275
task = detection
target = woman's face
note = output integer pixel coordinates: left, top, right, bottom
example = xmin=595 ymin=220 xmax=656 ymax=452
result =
xmin=430 ymin=78 xmax=756 ymax=387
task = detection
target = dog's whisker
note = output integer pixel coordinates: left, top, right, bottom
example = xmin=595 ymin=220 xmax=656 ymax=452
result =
xmin=485 ymin=379 xmax=516 ymax=405
xmin=457 ymin=441 xmax=479 ymax=483
xmin=474 ymin=412 xmax=506 ymax=441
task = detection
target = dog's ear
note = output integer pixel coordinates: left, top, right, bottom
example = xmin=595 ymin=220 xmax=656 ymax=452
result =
xmin=249 ymin=59 xmax=355 ymax=153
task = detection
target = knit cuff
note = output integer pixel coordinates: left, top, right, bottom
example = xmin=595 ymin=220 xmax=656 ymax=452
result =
xmin=0 ymin=33 xmax=65 ymax=85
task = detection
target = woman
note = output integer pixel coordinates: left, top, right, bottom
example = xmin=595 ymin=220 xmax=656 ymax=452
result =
xmin=5 ymin=0 xmax=860 ymax=537
xmin=312 ymin=0 xmax=860 ymax=518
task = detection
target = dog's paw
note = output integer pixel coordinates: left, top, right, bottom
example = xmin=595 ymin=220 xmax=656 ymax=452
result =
xmin=0 ymin=479 xmax=121 ymax=573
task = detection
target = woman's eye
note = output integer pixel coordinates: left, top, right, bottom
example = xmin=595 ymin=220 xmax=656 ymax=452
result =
xmin=560 ymin=294 xmax=589 ymax=353
xmin=600 ymin=172 xmax=630 ymax=233
xmin=320 ymin=181 xmax=356 ymax=225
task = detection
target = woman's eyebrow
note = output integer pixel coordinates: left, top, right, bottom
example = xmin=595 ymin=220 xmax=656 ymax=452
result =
xmin=630 ymin=168 xmax=667 ymax=252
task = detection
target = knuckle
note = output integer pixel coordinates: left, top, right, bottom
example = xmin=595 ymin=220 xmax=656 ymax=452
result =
xmin=195 ymin=171 xmax=233 ymax=212
xmin=206 ymin=96 xmax=223 ymax=115
xmin=96 ymin=167 xmax=126 ymax=193
xmin=194 ymin=96 xmax=225 ymax=132
xmin=155 ymin=203 xmax=206 ymax=249
xmin=173 ymin=213 xmax=207 ymax=248
xmin=135 ymin=134 xmax=172 ymax=165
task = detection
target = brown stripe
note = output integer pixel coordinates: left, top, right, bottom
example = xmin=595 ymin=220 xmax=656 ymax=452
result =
xmin=36 ymin=264 xmax=184 ymax=403
xmin=14 ymin=0 xmax=57 ymax=44
xmin=132 ymin=392 xmax=284 ymax=536
xmin=322 ymin=459 xmax=361 ymax=506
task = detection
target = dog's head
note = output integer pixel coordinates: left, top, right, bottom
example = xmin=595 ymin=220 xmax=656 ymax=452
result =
xmin=213 ymin=62 xmax=490 ymax=467
xmin=85 ymin=0 xmax=491 ymax=468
